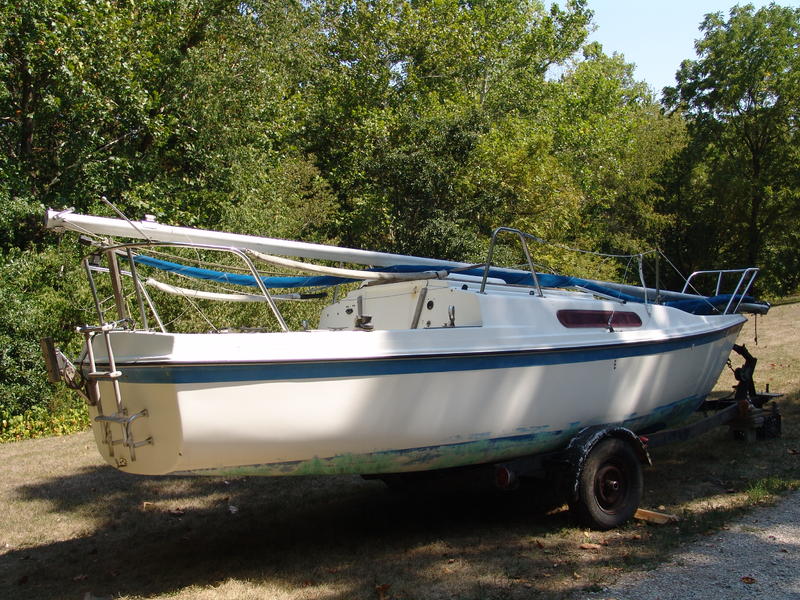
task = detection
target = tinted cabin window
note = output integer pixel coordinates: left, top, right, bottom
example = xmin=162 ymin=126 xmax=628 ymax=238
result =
xmin=556 ymin=310 xmax=642 ymax=328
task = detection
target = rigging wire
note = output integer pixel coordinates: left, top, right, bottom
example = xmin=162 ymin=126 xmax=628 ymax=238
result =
xmin=100 ymin=196 xmax=153 ymax=243
xmin=525 ymin=234 xmax=659 ymax=261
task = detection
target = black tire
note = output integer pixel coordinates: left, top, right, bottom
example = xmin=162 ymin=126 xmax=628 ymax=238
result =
xmin=569 ymin=437 xmax=642 ymax=530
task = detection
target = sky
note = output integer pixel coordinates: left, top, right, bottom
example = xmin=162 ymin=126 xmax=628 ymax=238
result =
xmin=587 ymin=0 xmax=800 ymax=96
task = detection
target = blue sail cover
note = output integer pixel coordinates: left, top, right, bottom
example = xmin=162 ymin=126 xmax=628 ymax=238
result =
xmin=130 ymin=255 xmax=758 ymax=316
xmin=131 ymin=254 xmax=353 ymax=288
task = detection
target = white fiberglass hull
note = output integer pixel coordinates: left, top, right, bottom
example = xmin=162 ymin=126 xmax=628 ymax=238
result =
xmin=88 ymin=314 xmax=744 ymax=476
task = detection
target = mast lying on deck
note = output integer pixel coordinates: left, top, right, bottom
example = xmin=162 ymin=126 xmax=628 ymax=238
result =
xmin=45 ymin=208 xmax=468 ymax=269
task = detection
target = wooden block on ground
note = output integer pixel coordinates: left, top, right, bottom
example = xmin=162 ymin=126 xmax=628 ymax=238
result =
xmin=634 ymin=508 xmax=679 ymax=525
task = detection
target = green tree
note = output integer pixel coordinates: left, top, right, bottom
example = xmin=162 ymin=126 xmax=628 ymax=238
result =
xmin=663 ymin=3 xmax=800 ymax=294
xmin=303 ymin=0 xmax=593 ymax=257
xmin=0 ymin=0 xmax=246 ymax=243
xmin=128 ymin=0 xmax=332 ymax=230
xmin=0 ymin=0 xmax=340 ymax=240
xmin=553 ymin=44 xmax=686 ymax=256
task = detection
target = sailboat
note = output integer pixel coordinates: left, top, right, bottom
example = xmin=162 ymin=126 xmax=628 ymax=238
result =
xmin=41 ymin=207 xmax=768 ymax=527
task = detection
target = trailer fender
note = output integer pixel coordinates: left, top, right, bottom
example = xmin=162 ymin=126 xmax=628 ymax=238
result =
xmin=562 ymin=425 xmax=651 ymax=501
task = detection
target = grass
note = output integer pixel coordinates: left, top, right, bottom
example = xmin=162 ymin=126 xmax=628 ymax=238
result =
xmin=1 ymin=303 xmax=798 ymax=600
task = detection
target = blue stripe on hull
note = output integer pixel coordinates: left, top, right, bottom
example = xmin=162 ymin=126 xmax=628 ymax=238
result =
xmin=115 ymin=323 xmax=741 ymax=385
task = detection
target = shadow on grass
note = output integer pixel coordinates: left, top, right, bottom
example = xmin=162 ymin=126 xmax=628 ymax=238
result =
xmin=2 ymin=465 xmax=587 ymax=600
xmin=6 ymin=456 xmax=795 ymax=600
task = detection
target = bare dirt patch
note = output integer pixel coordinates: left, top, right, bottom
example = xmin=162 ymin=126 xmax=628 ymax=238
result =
xmin=1 ymin=304 xmax=798 ymax=600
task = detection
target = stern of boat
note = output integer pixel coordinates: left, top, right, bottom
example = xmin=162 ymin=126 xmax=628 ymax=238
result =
xmin=43 ymin=327 xmax=185 ymax=475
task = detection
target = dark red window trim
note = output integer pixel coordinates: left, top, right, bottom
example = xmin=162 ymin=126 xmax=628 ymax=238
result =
xmin=556 ymin=309 xmax=642 ymax=329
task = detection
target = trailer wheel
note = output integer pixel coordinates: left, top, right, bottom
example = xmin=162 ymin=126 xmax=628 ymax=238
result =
xmin=569 ymin=437 xmax=642 ymax=530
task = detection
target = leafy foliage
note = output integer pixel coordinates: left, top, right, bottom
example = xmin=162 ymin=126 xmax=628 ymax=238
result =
xmin=553 ymin=45 xmax=684 ymax=254
xmin=0 ymin=242 xmax=91 ymax=438
xmin=663 ymin=3 xmax=800 ymax=294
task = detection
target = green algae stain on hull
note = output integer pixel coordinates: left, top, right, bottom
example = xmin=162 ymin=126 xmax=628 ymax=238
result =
xmin=174 ymin=395 xmax=705 ymax=478
xmin=182 ymin=429 xmax=578 ymax=477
